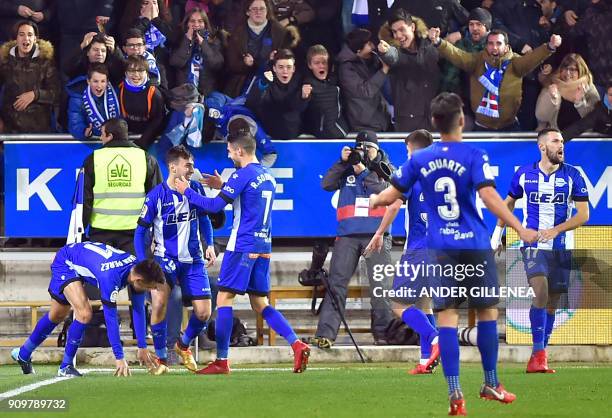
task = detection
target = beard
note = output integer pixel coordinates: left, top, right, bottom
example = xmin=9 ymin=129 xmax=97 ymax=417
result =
xmin=546 ymin=147 xmax=563 ymax=164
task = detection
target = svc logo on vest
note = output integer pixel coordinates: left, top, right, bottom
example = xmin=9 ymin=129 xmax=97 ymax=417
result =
xmin=107 ymin=155 xmax=132 ymax=187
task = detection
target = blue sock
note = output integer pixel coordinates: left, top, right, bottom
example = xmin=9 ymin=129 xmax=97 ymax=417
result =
xmin=439 ymin=327 xmax=461 ymax=394
xmin=402 ymin=306 xmax=437 ymax=359
xmin=60 ymin=320 xmax=87 ymax=368
xmin=544 ymin=312 xmax=556 ymax=347
xmin=181 ymin=314 xmax=208 ymax=347
xmin=529 ymin=306 xmax=546 ymax=353
xmin=19 ymin=313 xmax=58 ymax=361
xmin=426 ymin=313 xmax=436 ymax=329
xmin=216 ymin=307 xmax=233 ymax=359
xmin=151 ymin=320 xmax=168 ymax=360
xmin=477 ymin=320 xmax=499 ymax=387
xmin=262 ymin=306 xmax=298 ymax=345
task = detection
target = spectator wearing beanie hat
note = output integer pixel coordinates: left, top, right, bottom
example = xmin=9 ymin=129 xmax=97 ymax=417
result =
xmin=439 ymin=7 xmax=492 ymax=130
xmin=337 ymin=28 xmax=390 ymax=132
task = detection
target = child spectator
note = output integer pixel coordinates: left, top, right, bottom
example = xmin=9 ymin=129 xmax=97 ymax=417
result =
xmin=302 ymin=44 xmax=349 ymax=138
xmin=121 ymin=28 xmax=167 ymax=89
xmin=67 ymin=64 xmax=119 ymax=140
xmin=118 ymin=55 xmax=166 ymax=149
xmin=246 ymin=48 xmax=310 ymax=139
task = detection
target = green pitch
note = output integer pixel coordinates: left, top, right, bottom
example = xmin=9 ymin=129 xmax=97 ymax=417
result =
xmin=1 ymin=363 xmax=610 ymax=417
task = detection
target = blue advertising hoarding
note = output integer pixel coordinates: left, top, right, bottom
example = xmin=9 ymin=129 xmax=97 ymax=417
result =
xmin=3 ymin=139 xmax=612 ymax=237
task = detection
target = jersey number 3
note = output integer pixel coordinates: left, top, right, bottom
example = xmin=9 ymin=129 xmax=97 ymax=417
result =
xmin=435 ymin=177 xmax=460 ymax=221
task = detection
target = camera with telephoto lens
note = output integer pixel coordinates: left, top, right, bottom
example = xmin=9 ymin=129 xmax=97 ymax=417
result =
xmin=347 ymin=143 xmax=392 ymax=181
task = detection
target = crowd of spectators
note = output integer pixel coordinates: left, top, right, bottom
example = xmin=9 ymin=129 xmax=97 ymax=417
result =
xmin=1 ymin=0 xmax=611 ymax=146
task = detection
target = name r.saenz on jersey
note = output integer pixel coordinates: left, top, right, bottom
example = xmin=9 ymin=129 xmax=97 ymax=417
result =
xmin=250 ymin=172 xmax=276 ymax=189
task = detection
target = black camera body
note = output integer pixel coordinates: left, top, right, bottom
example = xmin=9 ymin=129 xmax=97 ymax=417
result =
xmin=347 ymin=144 xmax=392 ymax=181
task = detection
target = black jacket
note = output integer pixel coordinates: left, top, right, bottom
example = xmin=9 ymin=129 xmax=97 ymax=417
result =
xmin=246 ymin=74 xmax=309 ymax=139
xmin=562 ymin=103 xmax=612 ymax=140
xmin=117 ymin=81 xmax=166 ymax=149
xmin=303 ymin=72 xmax=349 ymax=138
xmin=82 ymin=139 xmax=163 ymax=230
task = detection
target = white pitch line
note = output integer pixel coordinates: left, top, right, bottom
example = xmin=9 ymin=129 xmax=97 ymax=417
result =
xmin=82 ymin=367 xmax=336 ymax=373
xmin=0 ymin=376 xmax=73 ymax=401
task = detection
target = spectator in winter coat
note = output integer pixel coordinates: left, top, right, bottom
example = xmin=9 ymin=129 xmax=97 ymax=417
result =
xmin=337 ymin=28 xmax=390 ymax=132
xmin=0 ymin=20 xmax=59 ymax=133
xmin=223 ymin=0 xmax=299 ymax=97
xmin=302 ymin=44 xmax=349 ymax=138
xmin=170 ymin=7 xmax=224 ymax=97
xmin=246 ymin=48 xmax=309 ymax=139
xmin=535 ymin=53 xmax=599 ymax=131
xmin=377 ymin=8 xmax=439 ymax=132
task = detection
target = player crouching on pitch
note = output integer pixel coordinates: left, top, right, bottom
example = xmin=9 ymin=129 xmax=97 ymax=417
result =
xmin=12 ymin=242 xmax=165 ymax=377
xmin=491 ymin=128 xmax=589 ymax=373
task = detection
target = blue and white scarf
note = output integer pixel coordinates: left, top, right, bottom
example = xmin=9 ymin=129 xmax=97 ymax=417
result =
xmin=143 ymin=50 xmax=160 ymax=78
xmin=476 ymin=60 xmax=510 ymax=118
xmin=145 ymin=23 xmax=166 ymax=51
xmin=165 ymin=103 xmax=205 ymax=148
xmin=123 ymin=75 xmax=149 ymax=92
xmin=83 ymin=84 xmax=119 ymax=130
xmin=188 ymin=47 xmax=203 ymax=87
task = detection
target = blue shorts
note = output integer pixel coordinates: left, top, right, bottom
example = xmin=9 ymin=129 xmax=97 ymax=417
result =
xmin=48 ymin=248 xmax=82 ymax=305
xmin=155 ymin=256 xmax=212 ymax=306
xmin=428 ymin=249 xmax=500 ymax=310
xmin=218 ymin=251 xmax=270 ymax=296
xmin=521 ymin=248 xmax=571 ymax=293
xmin=391 ymin=249 xmax=429 ymax=304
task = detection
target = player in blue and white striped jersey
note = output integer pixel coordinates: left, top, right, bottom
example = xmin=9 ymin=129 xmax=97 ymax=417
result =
xmin=134 ymin=145 xmax=216 ymax=374
xmin=492 ymin=128 xmax=590 ymax=373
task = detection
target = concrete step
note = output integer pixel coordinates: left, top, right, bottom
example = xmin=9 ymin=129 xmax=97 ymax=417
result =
xmin=1 ymin=344 xmax=611 ymax=366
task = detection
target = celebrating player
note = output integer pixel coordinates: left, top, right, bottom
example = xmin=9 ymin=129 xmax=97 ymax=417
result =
xmin=12 ymin=242 xmax=165 ymax=377
xmin=364 ymin=129 xmax=440 ymax=375
xmin=370 ymin=93 xmax=538 ymax=415
xmin=174 ymin=132 xmax=311 ymax=374
xmin=491 ymin=128 xmax=589 ymax=373
xmin=134 ymin=145 xmax=216 ymax=374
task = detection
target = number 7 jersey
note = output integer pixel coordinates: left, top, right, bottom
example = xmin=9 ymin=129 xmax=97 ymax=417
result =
xmin=219 ymin=163 xmax=276 ymax=253
xmin=391 ymin=142 xmax=496 ymax=250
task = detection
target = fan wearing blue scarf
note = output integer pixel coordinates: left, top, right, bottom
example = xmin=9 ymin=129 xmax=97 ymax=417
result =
xmin=139 ymin=0 xmax=168 ymax=51
xmin=122 ymin=28 xmax=161 ymax=86
xmin=68 ymin=64 xmax=119 ymax=140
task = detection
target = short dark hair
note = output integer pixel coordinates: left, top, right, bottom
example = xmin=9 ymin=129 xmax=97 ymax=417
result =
xmin=132 ymin=259 xmax=165 ymax=285
xmin=406 ymin=129 xmax=433 ymax=149
xmin=125 ymin=54 xmax=148 ymax=73
xmin=228 ymin=117 xmax=253 ymax=138
xmin=87 ymin=34 xmax=108 ymax=52
xmin=388 ymin=8 xmax=413 ymax=27
xmin=430 ymin=92 xmax=464 ymax=134
xmin=166 ymin=145 xmax=194 ymax=165
xmin=228 ymin=133 xmax=256 ymax=155
xmin=102 ymin=118 xmax=128 ymax=140
xmin=123 ymin=28 xmax=145 ymax=44
xmin=272 ymin=49 xmax=295 ymax=65
xmin=13 ymin=20 xmax=38 ymax=38
xmin=537 ymin=127 xmax=561 ymax=142
xmin=346 ymin=28 xmax=371 ymax=53
xmin=87 ymin=63 xmax=109 ymax=79
xmin=487 ymin=30 xmax=509 ymax=45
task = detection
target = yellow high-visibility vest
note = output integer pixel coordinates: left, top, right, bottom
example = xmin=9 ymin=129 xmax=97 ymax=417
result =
xmin=91 ymin=147 xmax=147 ymax=230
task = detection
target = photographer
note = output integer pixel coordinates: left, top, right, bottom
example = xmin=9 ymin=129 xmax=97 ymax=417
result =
xmin=313 ymin=131 xmax=394 ymax=348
